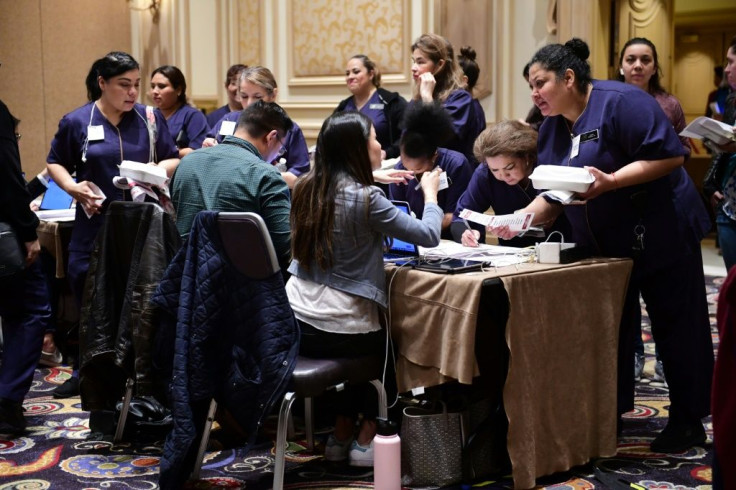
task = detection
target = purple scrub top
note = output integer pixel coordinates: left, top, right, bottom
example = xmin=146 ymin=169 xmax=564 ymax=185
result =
xmin=343 ymin=91 xmax=390 ymax=152
xmin=408 ymin=89 xmax=484 ymax=166
xmin=206 ymin=104 xmax=230 ymax=129
xmin=160 ymin=104 xmax=210 ymax=150
xmin=538 ymin=80 xmax=689 ymax=269
xmin=209 ymin=110 xmax=310 ymax=176
xmin=47 ymin=102 xmax=178 ymax=253
xmin=389 ymin=148 xmax=473 ymax=237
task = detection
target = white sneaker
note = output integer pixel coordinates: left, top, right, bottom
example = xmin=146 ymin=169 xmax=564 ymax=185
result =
xmin=324 ymin=434 xmax=353 ymax=462
xmin=39 ymin=348 xmax=62 ymax=368
xmin=348 ymin=440 xmax=374 ymax=467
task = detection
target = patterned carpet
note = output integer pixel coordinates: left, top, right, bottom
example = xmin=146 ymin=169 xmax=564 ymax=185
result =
xmin=0 ymin=275 xmax=721 ymax=489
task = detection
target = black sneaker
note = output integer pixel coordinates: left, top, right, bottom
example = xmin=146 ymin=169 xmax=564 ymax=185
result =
xmin=650 ymin=419 xmax=706 ymax=453
xmin=52 ymin=377 xmax=80 ymax=399
xmin=0 ymin=398 xmax=26 ymax=435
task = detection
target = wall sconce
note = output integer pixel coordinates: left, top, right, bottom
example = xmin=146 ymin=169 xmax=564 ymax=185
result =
xmin=128 ymin=0 xmax=161 ymax=23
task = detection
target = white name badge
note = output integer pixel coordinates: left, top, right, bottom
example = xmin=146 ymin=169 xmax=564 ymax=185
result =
xmin=219 ymin=120 xmax=236 ymax=136
xmin=88 ymin=125 xmax=105 ymax=141
xmin=369 ymin=103 xmax=384 ymax=110
xmin=570 ymin=134 xmax=580 ymax=159
xmin=415 ymin=171 xmax=449 ymax=191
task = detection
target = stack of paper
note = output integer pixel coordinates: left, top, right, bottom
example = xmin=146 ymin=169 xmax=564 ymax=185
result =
xmin=680 ymin=117 xmax=735 ymax=146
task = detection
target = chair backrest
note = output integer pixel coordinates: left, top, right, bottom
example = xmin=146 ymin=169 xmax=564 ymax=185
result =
xmin=217 ymin=212 xmax=280 ymax=279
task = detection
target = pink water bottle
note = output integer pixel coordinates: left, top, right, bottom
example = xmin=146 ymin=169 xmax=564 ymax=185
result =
xmin=374 ymin=418 xmax=401 ymax=490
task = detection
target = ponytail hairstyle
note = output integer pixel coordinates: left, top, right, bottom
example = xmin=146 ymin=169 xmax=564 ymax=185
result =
xmin=529 ymin=38 xmax=591 ymax=94
xmin=458 ymin=45 xmax=480 ymax=92
xmin=85 ymin=51 xmax=139 ymax=101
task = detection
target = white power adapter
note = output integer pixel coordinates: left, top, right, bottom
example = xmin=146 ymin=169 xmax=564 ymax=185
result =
xmin=535 ymin=241 xmax=577 ymax=263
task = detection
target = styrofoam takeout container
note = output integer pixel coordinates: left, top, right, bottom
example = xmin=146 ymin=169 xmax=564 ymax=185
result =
xmin=529 ymin=165 xmax=595 ymax=192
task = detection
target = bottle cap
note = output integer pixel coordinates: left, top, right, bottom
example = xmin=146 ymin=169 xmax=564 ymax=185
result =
xmin=376 ymin=417 xmax=398 ymax=436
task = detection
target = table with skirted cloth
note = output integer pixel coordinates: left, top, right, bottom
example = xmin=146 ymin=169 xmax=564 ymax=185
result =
xmin=386 ymin=257 xmax=632 ymax=489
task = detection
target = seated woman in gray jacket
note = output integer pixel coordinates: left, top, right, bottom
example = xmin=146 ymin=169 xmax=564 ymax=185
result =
xmin=287 ymin=111 xmax=442 ymax=467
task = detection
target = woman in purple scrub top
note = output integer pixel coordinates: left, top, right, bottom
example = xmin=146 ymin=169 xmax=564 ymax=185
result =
xmin=46 ymin=51 xmax=179 ymax=311
xmin=334 ymin=54 xmax=407 ymax=160
xmin=388 ymin=102 xmax=473 ymax=238
xmin=150 ymin=65 xmax=210 ymax=157
xmin=410 ymin=33 xmax=484 ymax=165
xmin=205 ymin=64 xmax=247 ymax=128
xmin=203 ymin=66 xmax=309 ymax=189
xmin=45 ymin=51 xmax=179 ymax=398
xmin=496 ymin=39 xmax=713 ymax=455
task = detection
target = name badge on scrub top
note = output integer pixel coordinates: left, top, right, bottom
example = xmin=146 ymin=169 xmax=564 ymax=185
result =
xmin=88 ymin=125 xmax=105 ymax=141
xmin=414 ymin=171 xmax=449 ymax=191
xmin=219 ymin=120 xmax=236 ymax=136
xmin=570 ymin=134 xmax=581 ymax=159
xmin=369 ymin=103 xmax=384 ymax=110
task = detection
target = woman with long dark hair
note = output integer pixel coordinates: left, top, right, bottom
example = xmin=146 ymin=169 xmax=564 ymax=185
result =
xmin=150 ymin=65 xmax=209 ymax=157
xmin=287 ymin=111 xmax=442 ymax=466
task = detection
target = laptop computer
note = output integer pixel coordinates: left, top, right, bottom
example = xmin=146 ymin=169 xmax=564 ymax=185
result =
xmin=39 ymin=179 xmax=74 ymax=210
xmin=383 ymin=201 xmax=421 ymax=265
xmin=413 ymin=258 xmax=484 ymax=274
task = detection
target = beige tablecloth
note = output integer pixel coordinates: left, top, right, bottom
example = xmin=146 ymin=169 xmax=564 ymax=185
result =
xmin=387 ymin=258 xmax=632 ymax=489
xmin=37 ymin=220 xmax=73 ymax=278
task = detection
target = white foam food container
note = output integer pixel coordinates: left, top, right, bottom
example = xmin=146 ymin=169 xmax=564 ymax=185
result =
xmin=529 ymin=165 xmax=595 ymax=193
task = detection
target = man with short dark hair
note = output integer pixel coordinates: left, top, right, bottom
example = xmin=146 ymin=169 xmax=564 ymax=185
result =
xmin=171 ymin=100 xmax=294 ymax=267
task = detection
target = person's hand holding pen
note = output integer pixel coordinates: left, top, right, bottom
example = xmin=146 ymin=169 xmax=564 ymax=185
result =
xmin=460 ymin=219 xmax=481 ymax=248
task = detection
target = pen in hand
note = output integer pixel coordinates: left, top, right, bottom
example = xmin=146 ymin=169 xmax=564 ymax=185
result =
xmin=462 ymin=219 xmax=479 ymax=247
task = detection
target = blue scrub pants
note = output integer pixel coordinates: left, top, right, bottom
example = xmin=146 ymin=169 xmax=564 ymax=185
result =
xmin=0 ymin=260 xmax=50 ymax=401
xmin=618 ymin=248 xmax=714 ymax=422
xmin=716 ymin=209 xmax=736 ymax=272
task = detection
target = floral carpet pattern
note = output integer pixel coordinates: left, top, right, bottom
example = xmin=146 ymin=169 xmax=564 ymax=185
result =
xmin=0 ymin=276 xmax=721 ymax=489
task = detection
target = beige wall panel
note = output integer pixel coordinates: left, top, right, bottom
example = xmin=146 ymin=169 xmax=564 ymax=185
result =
xmin=556 ymin=0 xmax=612 ymax=81
xmin=238 ymin=0 xmax=261 ymax=65
xmin=434 ymin=0 xmax=493 ymax=99
xmin=287 ymin=0 xmax=408 ymax=85
xmin=0 ymin=1 xmax=45 ymax=175
xmin=0 ymin=0 xmax=130 ymax=178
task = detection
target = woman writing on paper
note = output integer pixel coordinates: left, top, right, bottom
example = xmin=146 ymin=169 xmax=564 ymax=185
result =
xmin=452 ymin=119 xmax=569 ymax=248
xmin=495 ymin=38 xmax=713 ymax=453
xmin=287 ymin=111 xmax=442 ymax=466
xmin=46 ymin=52 xmax=179 ymax=397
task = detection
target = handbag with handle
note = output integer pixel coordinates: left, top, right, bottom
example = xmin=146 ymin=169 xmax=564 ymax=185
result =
xmin=0 ymin=221 xmax=25 ymax=279
xmin=400 ymin=401 xmax=466 ymax=487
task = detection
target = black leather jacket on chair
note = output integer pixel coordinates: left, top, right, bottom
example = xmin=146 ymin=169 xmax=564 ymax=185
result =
xmin=79 ymin=201 xmax=181 ymax=412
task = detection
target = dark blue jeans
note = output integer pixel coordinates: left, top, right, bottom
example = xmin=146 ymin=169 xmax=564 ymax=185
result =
xmin=0 ymin=260 xmax=50 ymax=401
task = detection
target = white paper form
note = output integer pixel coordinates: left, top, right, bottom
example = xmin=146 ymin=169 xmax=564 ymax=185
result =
xmin=459 ymin=209 xmax=535 ymax=233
